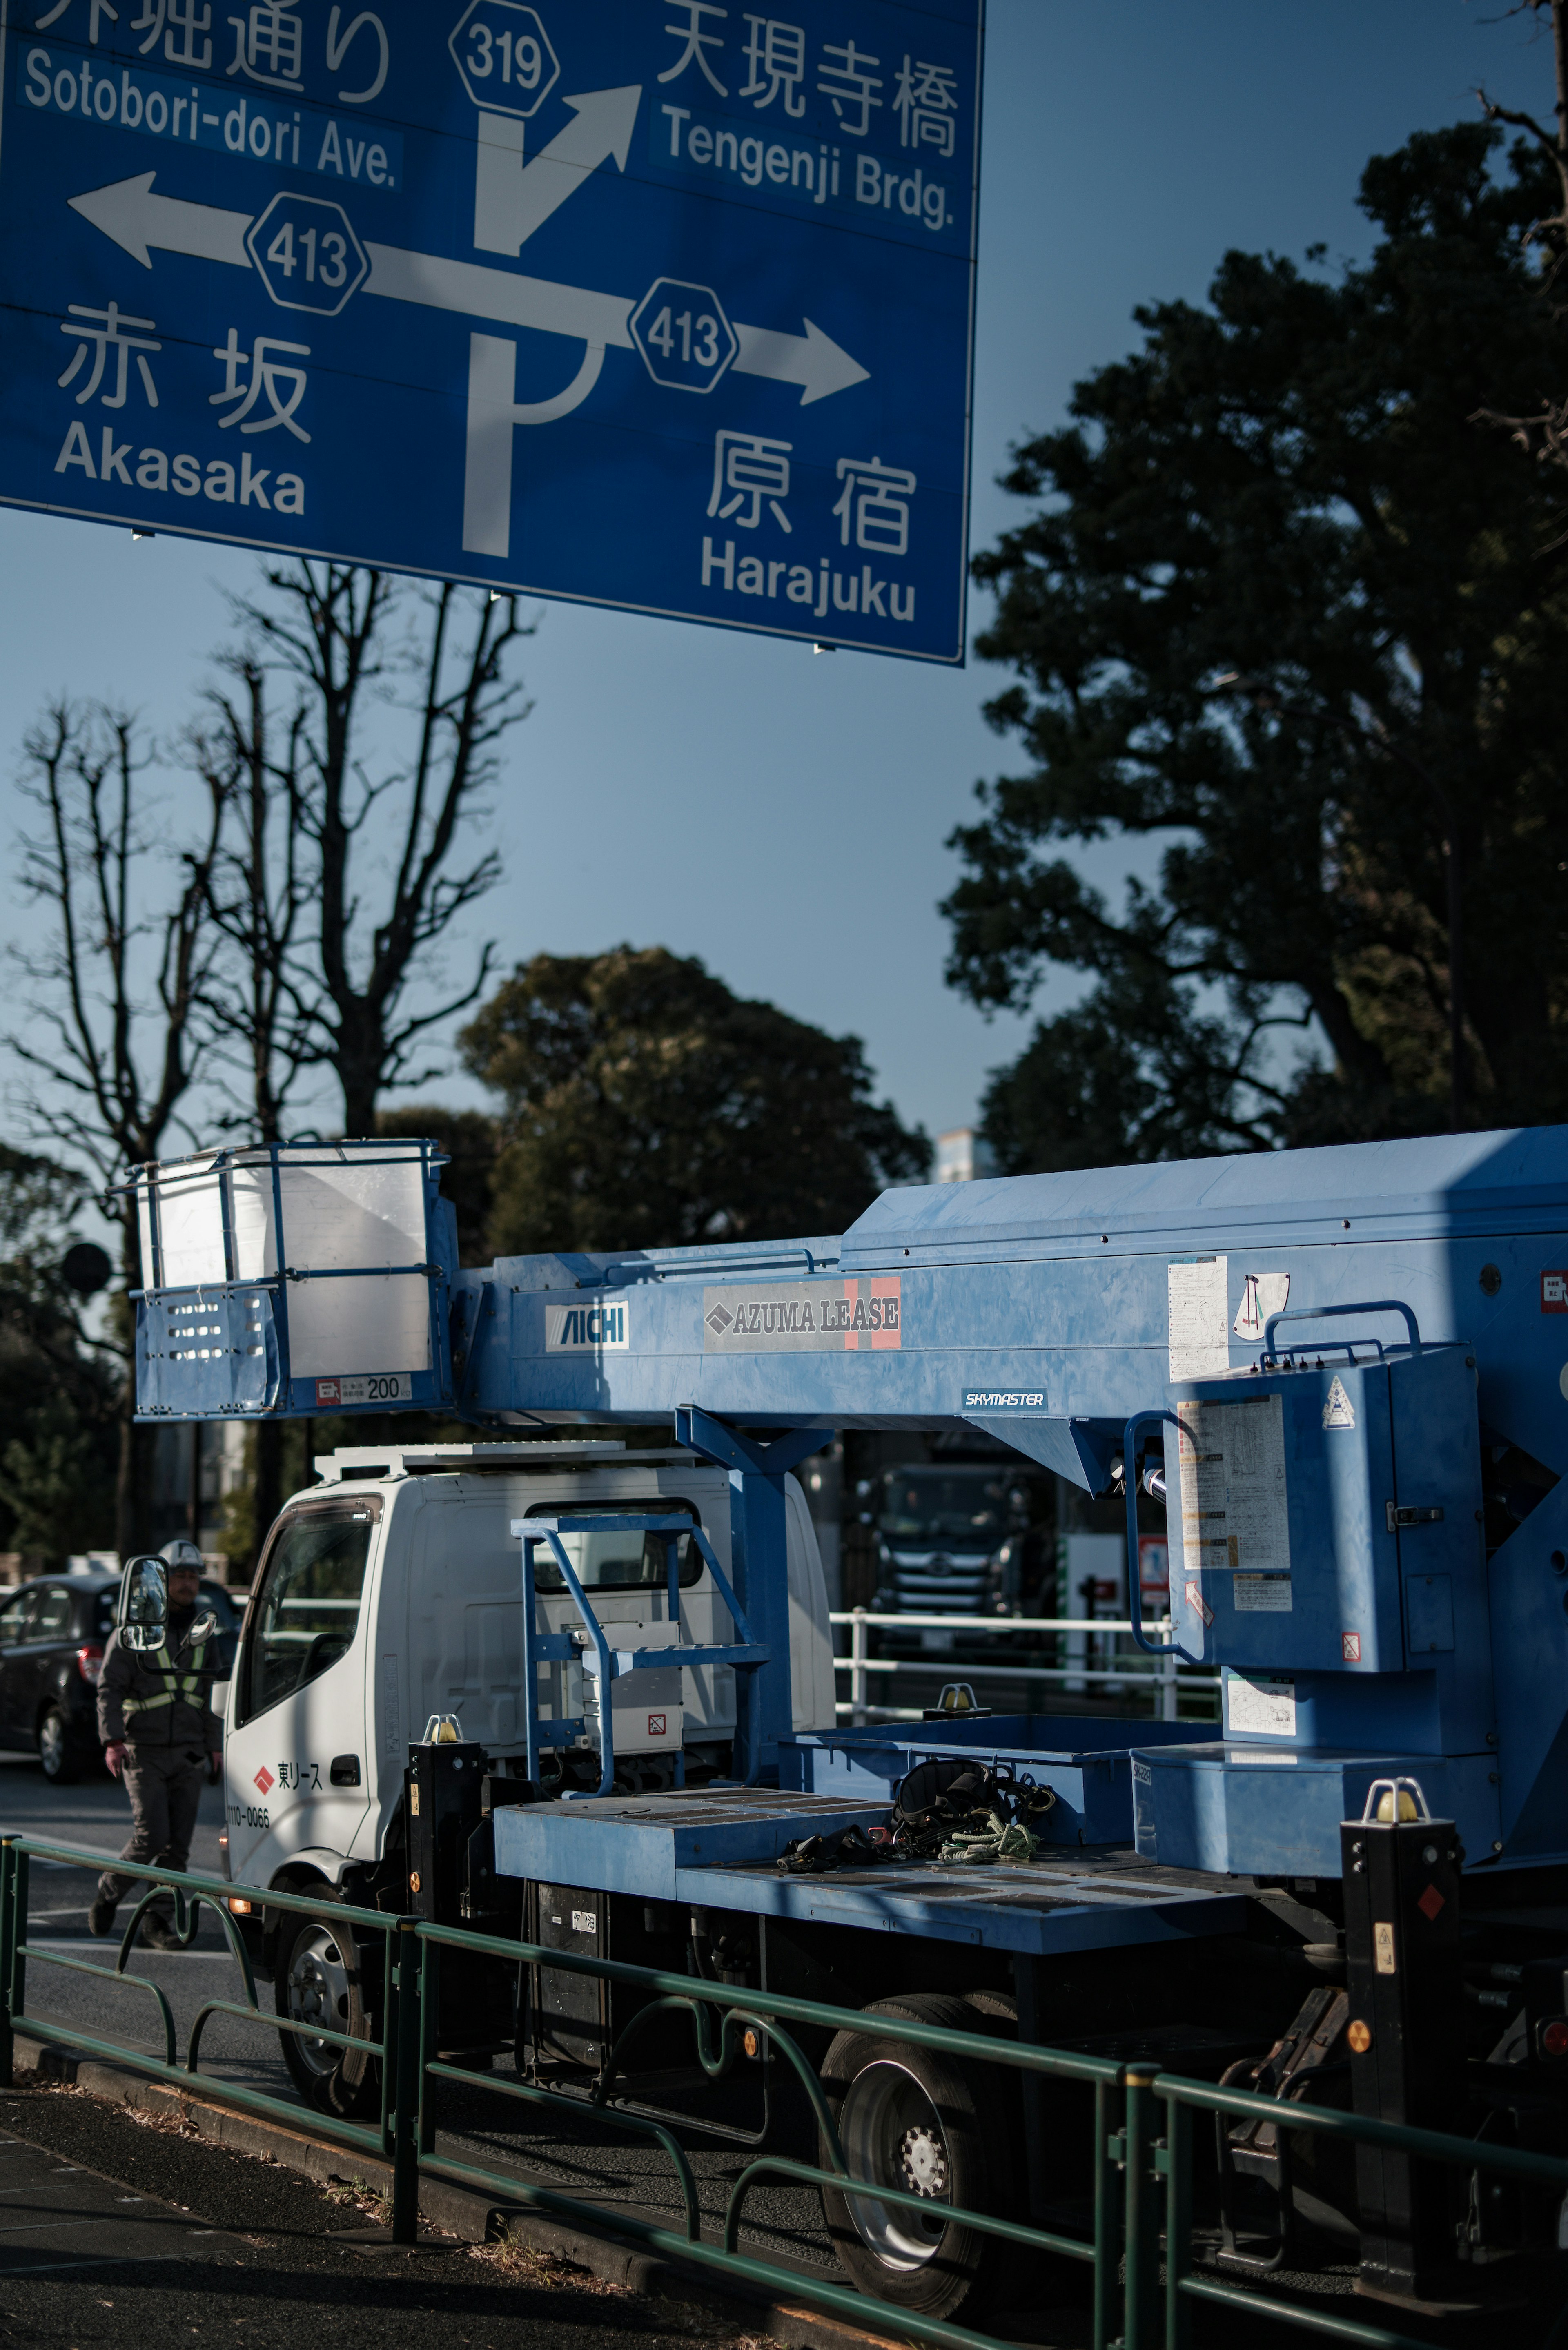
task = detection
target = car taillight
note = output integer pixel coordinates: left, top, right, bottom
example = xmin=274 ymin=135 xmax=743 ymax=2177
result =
xmin=76 ymin=1643 xmax=103 ymax=1684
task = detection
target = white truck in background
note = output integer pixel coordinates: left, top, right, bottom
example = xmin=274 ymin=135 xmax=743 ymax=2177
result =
xmin=214 ymin=1438 xmax=836 ymax=2109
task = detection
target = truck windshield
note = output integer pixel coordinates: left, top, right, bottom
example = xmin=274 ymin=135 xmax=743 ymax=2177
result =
xmin=878 ymin=1474 xmax=1008 ymax=1545
xmin=521 ymin=1503 xmax=704 ymax=1593
xmin=238 ymin=1504 xmax=376 ymax=1724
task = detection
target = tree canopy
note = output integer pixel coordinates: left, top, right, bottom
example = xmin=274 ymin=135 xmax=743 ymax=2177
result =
xmin=462 ymin=947 xmax=928 ymax=1257
xmin=0 ymin=1147 xmax=117 ymax=1559
xmin=945 ymin=123 xmax=1568 ymax=1168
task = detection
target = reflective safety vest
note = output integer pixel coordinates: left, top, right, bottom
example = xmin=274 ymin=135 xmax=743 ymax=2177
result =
xmin=121 ymin=1636 xmax=210 ymax=1722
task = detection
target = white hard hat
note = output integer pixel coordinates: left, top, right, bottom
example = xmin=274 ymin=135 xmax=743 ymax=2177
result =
xmin=159 ymin=1540 xmax=205 ymax=1572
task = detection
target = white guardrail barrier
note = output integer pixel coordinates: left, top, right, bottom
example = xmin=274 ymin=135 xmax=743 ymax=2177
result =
xmin=829 ymin=1609 xmax=1222 ymax=1726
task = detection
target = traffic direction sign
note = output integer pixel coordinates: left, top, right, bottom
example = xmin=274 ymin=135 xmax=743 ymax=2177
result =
xmin=0 ymin=0 xmax=983 ymax=661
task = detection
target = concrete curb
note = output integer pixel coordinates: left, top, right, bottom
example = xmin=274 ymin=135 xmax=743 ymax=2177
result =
xmin=10 ymin=2031 xmax=913 ymax=2350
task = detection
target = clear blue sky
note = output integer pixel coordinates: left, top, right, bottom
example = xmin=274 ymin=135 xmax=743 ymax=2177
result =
xmin=0 ymin=1 xmax=1550 ymax=1152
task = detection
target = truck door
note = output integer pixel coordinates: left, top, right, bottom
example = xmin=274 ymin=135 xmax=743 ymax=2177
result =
xmin=225 ymin=1496 xmax=378 ymax=1884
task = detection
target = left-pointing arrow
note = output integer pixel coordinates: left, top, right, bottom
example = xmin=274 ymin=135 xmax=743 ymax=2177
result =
xmin=68 ymin=172 xmax=253 ymax=270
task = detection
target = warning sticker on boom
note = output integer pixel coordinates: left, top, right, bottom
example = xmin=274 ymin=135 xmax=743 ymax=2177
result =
xmin=1177 ymin=1393 xmax=1291 ymax=1577
xmin=1234 ymin=1572 xmax=1293 ymax=1612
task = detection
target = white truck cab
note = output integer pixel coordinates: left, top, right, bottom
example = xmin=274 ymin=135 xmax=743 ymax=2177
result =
xmin=221 ymin=1440 xmax=837 ymax=1903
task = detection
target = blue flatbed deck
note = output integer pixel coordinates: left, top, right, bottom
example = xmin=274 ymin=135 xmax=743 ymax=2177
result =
xmin=492 ymin=1787 xmax=1247 ymax=1957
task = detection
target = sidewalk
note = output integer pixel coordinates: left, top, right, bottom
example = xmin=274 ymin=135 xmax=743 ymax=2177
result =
xmin=0 ymin=2076 xmax=783 ymax=2350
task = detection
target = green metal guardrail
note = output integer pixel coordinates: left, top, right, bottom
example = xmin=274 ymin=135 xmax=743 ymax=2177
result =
xmin=3 ymin=1833 xmax=1568 ymax=2350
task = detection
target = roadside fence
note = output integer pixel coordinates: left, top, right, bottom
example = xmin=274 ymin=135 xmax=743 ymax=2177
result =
xmin=2 ymin=1833 xmax=1566 ymax=2346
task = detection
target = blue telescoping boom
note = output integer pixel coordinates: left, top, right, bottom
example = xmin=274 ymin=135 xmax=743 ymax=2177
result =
xmin=127 ymin=1125 xmax=1568 ymax=1882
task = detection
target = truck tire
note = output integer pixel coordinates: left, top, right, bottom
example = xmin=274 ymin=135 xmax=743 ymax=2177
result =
xmin=275 ymin=1895 xmax=379 ymax=2118
xmin=819 ymin=1992 xmax=1016 ymax=2322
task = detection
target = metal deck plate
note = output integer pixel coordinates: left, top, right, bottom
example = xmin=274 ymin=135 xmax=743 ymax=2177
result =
xmin=493 ymin=1788 xmax=1247 ymax=1955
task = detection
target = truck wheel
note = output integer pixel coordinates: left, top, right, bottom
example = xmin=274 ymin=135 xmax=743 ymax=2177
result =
xmin=819 ymin=1993 xmax=1014 ymax=2321
xmin=275 ymin=1899 xmax=379 ymax=2118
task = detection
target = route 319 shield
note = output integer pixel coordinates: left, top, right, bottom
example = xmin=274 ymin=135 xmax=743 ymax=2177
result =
xmin=0 ymin=0 xmax=984 ymax=662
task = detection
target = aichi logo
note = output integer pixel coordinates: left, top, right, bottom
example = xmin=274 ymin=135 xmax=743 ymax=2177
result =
xmin=545 ymin=1302 xmax=630 ymax=1352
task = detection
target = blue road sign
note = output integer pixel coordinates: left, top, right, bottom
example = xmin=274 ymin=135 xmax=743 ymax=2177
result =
xmin=0 ymin=0 xmax=983 ymax=662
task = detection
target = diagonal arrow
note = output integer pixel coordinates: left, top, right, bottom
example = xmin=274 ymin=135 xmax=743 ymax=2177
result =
xmin=68 ymin=172 xmax=251 ymax=269
xmin=731 ymin=316 xmax=870 ymax=406
xmin=67 ymin=174 xmax=871 ymax=404
xmin=474 ymin=85 xmax=641 ymax=258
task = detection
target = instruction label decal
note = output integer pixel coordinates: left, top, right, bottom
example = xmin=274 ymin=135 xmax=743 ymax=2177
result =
xmin=1176 ymin=1394 xmax=1290 ymax=1576
xmin=1225 ymin=1673 xmax=1297 ymax=1737
xmin=1168 ymin=1256 xmax=1230 ymax=1382
xmin=1234 ymin=1572 xmax=1293 ymax=1613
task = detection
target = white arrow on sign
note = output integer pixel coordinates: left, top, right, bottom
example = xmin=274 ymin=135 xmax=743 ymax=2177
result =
xmin=68 ymin=172 xmax=869 ymax=407
xmin=69 ymin=172 xmax=251 ymax=269
xmin=733 ymin=317 xmax=869 ymax=406
xmin=474 ymin=85 xmax=641 ymax=258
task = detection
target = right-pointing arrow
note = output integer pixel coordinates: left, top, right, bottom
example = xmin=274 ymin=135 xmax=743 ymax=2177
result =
xmin=68 ymin=171 xmax=251 ymax=270
xmin=731 ymin=316 xmax=870 ymax=406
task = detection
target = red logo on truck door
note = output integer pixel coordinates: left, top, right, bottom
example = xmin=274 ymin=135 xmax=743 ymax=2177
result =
xmin=253 ymin=1765 xmax=276 ymax=1794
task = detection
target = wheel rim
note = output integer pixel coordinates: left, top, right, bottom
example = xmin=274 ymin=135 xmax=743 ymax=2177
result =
xmin=38 ymin=1715 xmax=65 ymax=1776
xmin=839 ymin=2059 xmax=954 ymax=2270
xmin=287 ymin=1927 xmax=351 ymax=2079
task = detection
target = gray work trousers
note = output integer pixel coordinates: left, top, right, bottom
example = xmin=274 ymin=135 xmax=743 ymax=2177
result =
xmin=96 ymin=1745 xmax=206 ymax=1915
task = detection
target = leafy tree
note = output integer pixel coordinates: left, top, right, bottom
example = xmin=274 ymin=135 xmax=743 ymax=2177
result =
xmin=375 ymin=1104 xmax=499 ymax=1266
xmin=0 ymin=1146 xmax=117 ymax=1559
xmin=945 ymin=120 xmax=1568 ymax=1168
xmin=462 ymin=948 xmax=928 ymax=1256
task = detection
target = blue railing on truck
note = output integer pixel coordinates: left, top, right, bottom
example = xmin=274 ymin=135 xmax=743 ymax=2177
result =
xmin=2 ymin=1833 xmax=1567 ymax=2349
xmin=517 ymin=1513 xmax=772 ymax=1797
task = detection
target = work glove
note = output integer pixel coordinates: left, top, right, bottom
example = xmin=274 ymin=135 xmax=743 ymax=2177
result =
xmin=104 ymin=1740 xmax=127 ymax=1780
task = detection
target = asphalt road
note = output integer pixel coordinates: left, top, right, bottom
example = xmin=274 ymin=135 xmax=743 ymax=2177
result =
xmin=0 ymin=2074 xmax=764 ymax=2350
xmin=0 ymin=1754 xmax=835 ymax=2279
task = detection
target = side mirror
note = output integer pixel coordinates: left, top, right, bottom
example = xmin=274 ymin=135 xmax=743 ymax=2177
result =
xmin=188 ymin=1608 xmax=219 ymax=1645
xmin=119 ymin=1556 xmax=168 ymax=1653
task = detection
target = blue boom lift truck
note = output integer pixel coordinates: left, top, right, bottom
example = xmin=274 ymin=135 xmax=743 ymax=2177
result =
xmin=125 ymin=1125 xmax=1568 ymax=2319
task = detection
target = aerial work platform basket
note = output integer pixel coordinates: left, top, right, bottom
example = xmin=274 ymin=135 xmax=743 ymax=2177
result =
xmin=129 ymin=1138 xmax=456 ymax=1420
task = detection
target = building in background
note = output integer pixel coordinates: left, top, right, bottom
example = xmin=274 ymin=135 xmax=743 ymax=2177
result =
xmin=935 ymin=1128 xmax=996 ymax=1182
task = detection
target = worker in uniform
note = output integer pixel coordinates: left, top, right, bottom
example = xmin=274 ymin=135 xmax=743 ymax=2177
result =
xmin=89 ymin=1540 xmax=223 ymax=1951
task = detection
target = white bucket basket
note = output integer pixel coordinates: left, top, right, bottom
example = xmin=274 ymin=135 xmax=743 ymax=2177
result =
xmin=132 ymin=1139 xmax=440 ymax=1381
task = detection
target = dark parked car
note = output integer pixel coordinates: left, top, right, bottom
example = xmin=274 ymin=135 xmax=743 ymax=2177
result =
xmin=0 ymin=1571 xmax=241 ymax=1782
